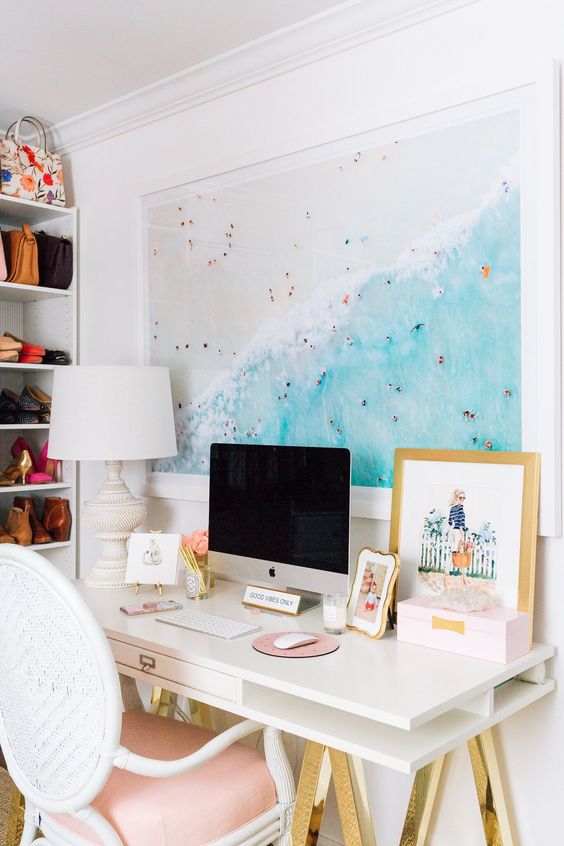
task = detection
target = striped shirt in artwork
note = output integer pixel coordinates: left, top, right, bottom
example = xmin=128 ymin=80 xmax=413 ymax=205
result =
xmin=448 ymin=504 xmax=466 ymax=530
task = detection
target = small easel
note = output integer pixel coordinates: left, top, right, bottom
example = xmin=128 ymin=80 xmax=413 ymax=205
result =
xmin=134 ymin=582 xmax=163 ymax=596
xmin=133 ymin=529 xmax=164 ymax=595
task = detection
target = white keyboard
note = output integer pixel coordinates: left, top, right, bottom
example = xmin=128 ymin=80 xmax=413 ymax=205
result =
xmin=155 ymin=608 xmax=261 ymax=640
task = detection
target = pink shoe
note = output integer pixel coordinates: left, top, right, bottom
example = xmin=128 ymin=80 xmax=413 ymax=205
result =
xmin=28 ymin=472 xmax=53 ymax=484
xmin=38 ymin=441 xmax=59 ymax=481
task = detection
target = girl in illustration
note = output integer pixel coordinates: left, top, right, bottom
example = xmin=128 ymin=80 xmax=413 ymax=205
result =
xmin=448 ymin=489 xmax=467 ymax=552
xmin=364 ymin=580 xmax=380 ymax=615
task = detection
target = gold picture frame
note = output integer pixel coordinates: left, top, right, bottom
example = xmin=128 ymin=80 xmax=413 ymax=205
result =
xmin=347 ymin=548 xmax=400 ymax=638
xmin=389 ymin=449 xmax=540 ymax=637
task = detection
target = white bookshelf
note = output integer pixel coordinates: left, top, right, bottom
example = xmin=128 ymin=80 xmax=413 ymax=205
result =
xmin=0 ymin=194 xmax=77 ymax=578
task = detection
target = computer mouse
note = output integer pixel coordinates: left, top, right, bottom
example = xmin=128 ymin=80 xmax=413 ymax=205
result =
xmin=273 ymin=632 xmax=319 ymax=650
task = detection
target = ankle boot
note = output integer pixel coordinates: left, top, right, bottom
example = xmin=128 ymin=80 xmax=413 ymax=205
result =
xmin=42 ymin=497 xmax=71 ymax=542
xmin=13 ymin=496 xmax=52 ymax=544
xmin=6 ymin=507 xmax=32 ymax=546
xmin=0 ymin=525 xmax=15 ymax=543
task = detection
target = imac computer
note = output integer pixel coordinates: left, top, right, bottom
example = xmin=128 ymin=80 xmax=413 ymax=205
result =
xmin=208 ymin=443 xmax=351 ymax=599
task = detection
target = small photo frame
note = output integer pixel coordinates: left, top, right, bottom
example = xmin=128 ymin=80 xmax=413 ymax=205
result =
xmin=347 ymin=548 xmax=400 ymax=638
xmin=126 ymin=532 xmax=181 ymax=586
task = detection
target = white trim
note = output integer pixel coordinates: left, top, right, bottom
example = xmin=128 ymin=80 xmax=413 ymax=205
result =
xmin=48 ymin=0 xmax=478 ymax=155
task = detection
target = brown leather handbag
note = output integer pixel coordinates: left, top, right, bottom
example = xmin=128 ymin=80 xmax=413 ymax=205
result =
xmin=35 ymin=231 xmax=73 ymax=289
xmin=1 ymin=224 xmax=39 ymax=285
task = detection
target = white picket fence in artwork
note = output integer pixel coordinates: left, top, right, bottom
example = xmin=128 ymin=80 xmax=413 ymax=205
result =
xmin=420 ymin=529 xmax=496 ymax=579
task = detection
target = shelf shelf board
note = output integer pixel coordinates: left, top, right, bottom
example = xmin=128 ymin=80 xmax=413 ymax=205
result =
xmin=0 ymin=280 xmax=73 ymax=303
xmin=29 ymin=541 xmax=71 ymax=551
xmin=0 ymin=362 xmax=55 ymax=371
xmin=0 ymin=424 xmax=50 ymax=430
xmin=0 ymin=482 xmax=70 ymax=494
xmin=0 ymin=194 xmax=74 ymax=226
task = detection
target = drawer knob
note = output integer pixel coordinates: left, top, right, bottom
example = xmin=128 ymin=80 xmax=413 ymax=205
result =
xmin=139 ymin=654 xmax=156 ymax=672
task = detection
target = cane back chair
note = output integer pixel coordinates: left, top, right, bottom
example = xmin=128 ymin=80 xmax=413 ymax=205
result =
xmin=0 ymin=546 xmax=295 ymax=845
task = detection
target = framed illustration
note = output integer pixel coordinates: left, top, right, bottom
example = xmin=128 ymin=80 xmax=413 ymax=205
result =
xmin=389 ymin=449 xmax=540 ymax=621
xmin=347 ymin=548 xmax=399 ymax=638
xmin=139 ymin=63 xmax=559 ymax=536
xmin=126 ymin=532 xmax=181 ymax=586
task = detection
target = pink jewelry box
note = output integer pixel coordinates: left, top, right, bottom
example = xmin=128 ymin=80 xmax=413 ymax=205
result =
xmin=397 ymin=596 xmax=530 ymax=663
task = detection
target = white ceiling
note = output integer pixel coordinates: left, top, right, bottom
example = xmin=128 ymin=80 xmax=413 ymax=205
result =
xmin=0 ymin=0 xmax=347 ymax=130
xmin=0 ymin=0 xmax=457 ymax=134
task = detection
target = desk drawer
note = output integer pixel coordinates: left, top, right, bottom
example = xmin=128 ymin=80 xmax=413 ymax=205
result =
xmin=110 ymin=639 xmax=241 ymax=703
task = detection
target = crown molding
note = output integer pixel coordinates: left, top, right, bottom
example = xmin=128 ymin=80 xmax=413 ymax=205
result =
xmin=50 ymin=0 xmax=478 ymax=156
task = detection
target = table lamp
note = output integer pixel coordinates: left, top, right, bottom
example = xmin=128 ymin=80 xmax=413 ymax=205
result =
xmin=48 ymin=365 xmax=178 ymax=588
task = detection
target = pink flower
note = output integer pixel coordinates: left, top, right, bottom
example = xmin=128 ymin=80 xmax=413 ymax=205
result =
xmin=465 ymin=540 xmax=476 ymax=550
xmin=19 ymin=174 xmax=36 ymax=192
xmin=182 ymin=529 xmax=208 ymax=555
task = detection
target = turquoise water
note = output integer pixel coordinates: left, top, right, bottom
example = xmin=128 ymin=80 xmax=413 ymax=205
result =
xmin=156 ymin=181 xmax=521 ymax=487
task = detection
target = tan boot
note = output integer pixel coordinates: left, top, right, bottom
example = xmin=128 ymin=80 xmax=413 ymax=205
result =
xmin=13 ymin=497 xmax=52 ymax=544
xmin=0 ymin=525 xmax=15 ymax=543
xmin=6 ymin=506 xmax=32 ymax=546
xmin=42 ymin=498 xmax=71 ymax=542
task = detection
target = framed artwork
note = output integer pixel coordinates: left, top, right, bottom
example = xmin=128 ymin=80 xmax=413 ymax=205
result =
xmin=389 ymin=449 xmax=540 ymax=619
xmin=140 ymin=63 xmax=559 ymax=535
xmin=347 ymin=548 xmax=399 ymax=638
xmin=126 ymin=532 xmax=181 ymax=586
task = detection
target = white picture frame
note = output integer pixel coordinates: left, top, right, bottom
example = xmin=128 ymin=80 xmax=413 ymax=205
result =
xmin=126 ymin=532 xmax=181 ymax=586
xmin=138 ymin=61 xmax=560 ymax=537
xmin=347 ymin=548 xmax=399 ymax=639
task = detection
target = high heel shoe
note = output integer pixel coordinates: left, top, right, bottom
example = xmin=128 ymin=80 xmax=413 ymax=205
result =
xmin=11 ymin=437 xmax=38 ymax=471
xmin=36 ymin=441 xmax=58 ymax=480
xmin=4 ymin=449 xmax=33 ymax=485
xmin=42 ymin=497 xmax=71 ymax=542
xmin=19 ymin=439 xmax=54 ymax=484
xmin=5 ymin=506 xmax=32 ymax=545
xmin=13 ymin=496 xmax=52 ymax=544
xmin=0 ymin=470 xmax=15 ymax=486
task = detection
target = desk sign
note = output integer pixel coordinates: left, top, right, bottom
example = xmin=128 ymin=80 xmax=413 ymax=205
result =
xmin=242 ymin=585 xmax=301 ymax=615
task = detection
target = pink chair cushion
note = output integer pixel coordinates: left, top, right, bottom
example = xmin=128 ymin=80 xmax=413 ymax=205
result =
xmin=46 ymin=711 xmax=277 ymax=846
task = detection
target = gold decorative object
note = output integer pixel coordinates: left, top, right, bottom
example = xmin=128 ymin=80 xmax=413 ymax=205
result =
xmin=431 ymin=615 xmax=465 ymax=635
xmin=180 ymin=545 xmax=211 ymax=600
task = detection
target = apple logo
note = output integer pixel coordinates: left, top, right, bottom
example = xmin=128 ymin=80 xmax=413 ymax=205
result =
xmin=268 ymin=566 xmax=276 ymax=578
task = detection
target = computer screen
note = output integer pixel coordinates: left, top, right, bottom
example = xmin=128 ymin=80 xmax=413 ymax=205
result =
xmin=208 ymin=443 xmax=350 ymax=588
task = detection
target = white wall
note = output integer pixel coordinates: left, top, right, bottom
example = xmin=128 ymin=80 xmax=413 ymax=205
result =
xmin=67 ymin=1 xmax=564 ymax=843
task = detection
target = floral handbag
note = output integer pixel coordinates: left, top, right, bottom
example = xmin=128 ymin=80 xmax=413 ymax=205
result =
xmin=0 ymin=116 xmax=65 ymax=206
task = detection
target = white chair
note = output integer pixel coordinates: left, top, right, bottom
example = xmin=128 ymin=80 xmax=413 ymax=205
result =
xmin=0 ymin=546 xmax=295 ymax=846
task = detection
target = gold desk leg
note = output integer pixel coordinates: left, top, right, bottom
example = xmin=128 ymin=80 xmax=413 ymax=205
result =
xmin=469 ymin=730 xmax=514 ymax=846
xmin=291 ymin=742 xmax=332 ymax=846
xmin=329 ymin=750 xmax=377 ymax=846
xmin=149 ymin=686 xmax=175 ymax=718
xmin=400 ymin=756 xmax=445 ymax=846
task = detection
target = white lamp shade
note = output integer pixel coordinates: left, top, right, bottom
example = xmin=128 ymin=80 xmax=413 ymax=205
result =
xmin=48 ymin=366 xmax=178 ymax=461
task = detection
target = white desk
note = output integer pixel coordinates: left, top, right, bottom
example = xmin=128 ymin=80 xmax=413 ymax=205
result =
xmin=78 ymin=580 xmax=554 ymax=845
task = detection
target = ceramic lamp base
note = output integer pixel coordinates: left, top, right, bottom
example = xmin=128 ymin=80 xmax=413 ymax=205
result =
xmin=83 ymin=460 xmax=147 ymax=589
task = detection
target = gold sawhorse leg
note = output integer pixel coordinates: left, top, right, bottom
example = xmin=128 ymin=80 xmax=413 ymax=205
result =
xmin=291 ymin=742 xmax=377 ymax=846
xmin=292 ymin=730 xmax=513 ymax=846
xmin=400 ymin=729 xmax=514 ymax=846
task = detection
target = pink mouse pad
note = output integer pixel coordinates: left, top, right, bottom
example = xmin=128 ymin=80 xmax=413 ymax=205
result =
xmin=252 ymin=631 xmax=340 ymax=658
